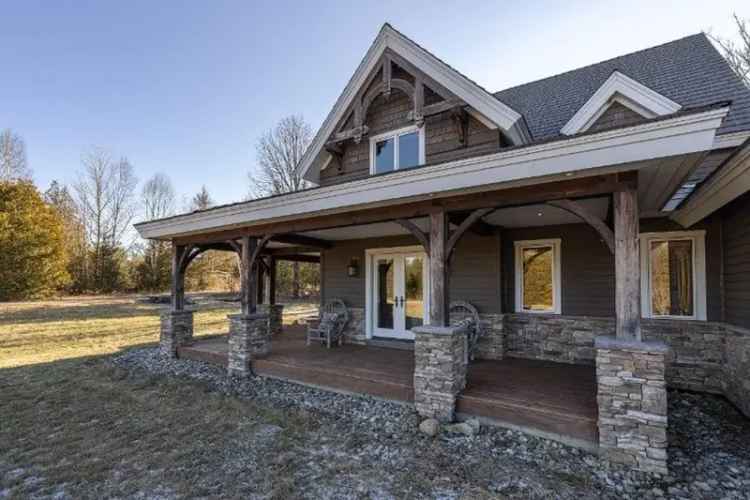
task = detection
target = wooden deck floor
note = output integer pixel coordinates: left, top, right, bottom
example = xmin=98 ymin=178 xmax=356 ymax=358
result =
xmin=179 ymin=327 xmax=598 ymax=447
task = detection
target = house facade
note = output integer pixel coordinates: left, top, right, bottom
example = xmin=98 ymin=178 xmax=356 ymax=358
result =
xmin=135 ymin=25 xmax=750 ymax=474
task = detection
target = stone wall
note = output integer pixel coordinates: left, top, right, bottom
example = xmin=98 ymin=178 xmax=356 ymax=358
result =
xmin=595 ymin=337 xmax=669 ymax=475
xmin=724 ymin=324 xmax=750 ymax=417
xmin=227 ymin=313 xmax=270 ymax=377
xmin=473 ymin=313 xmax=504 ymax=360
xmin=160 ymin=309 xmax=194 ymax=358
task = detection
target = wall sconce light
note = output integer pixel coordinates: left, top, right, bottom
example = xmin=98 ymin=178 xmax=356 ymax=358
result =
xmin=347 ymin=258 xmax=360 ymax=277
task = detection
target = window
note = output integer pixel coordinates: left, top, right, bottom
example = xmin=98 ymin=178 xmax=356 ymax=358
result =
xmin=640 ymin=231 xmax=706 ymax=320
xmin=514 ymin=239 xmax=561 ymax=314
xmin=369 ymin=126 xmax=425 ymax=174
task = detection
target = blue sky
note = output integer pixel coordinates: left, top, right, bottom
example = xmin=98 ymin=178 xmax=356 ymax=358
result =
xmin=1 ymin=0 xmax=747 ymax=218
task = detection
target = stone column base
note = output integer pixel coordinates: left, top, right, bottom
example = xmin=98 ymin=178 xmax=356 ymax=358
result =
xmin=160 ymin=309 xmax=194 ymax=358
xmin=227 ymin=313 xmax=270 ymax=377
xmin=413 ymin=324 xmax=468 ymax=423
xmin=257 ymin=304 xmax=284 ymax=336
xmin=595 ymin=336 xmax=669 ymax=475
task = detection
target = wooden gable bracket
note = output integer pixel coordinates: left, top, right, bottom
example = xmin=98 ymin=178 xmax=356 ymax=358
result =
xmin=451 ymin=106 xmax=470 ymax=147
xmin=547 ymin=199 xmax=615 ymax=254
xmin=382 ymin=54 xmax=392 ymax=98
xmin=394 ymin=219 xmax=430 ymax=255
xmin=324 ymin=142 xmax=345 ymax=172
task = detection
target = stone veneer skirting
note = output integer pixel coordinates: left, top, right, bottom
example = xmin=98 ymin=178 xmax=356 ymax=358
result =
xmin=341 ymin=310 xmax=750 ymax=416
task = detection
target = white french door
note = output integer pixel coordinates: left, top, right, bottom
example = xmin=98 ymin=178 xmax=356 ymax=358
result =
xmin=368 ymin=248 xmax=428 ymax=340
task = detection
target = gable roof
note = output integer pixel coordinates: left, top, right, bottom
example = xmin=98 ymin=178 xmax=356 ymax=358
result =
xmin=495 ymin=33 xmax=750 ymax=142
xmin=560 ymin=70 xmax=682 ymax=135
xmin=297 ymin=23 xmax=530 ymax=183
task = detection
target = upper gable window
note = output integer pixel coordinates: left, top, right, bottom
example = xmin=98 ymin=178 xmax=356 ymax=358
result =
xmin=370 ymin=125 xmax=425 ymax=174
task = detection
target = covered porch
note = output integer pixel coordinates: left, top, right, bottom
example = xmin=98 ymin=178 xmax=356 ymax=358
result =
xmin=178 ymin=325 xmax=599 ymax=449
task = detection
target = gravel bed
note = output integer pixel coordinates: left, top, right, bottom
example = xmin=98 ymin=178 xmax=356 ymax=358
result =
xmin=112 ymin=347 xmax=750 ymax=499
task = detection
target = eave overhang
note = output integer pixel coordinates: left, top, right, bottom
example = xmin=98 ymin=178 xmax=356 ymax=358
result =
xmin=136 ymin=105 xmax=729 ymax=241
xmin=672 ymin=137 xmax=750 ymax=227
xmin=296 ymin=23 xmax=530 ymax=184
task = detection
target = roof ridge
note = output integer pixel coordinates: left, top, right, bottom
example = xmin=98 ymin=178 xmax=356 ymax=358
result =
xmin=494 ymin=32 xmax=708 ymax=96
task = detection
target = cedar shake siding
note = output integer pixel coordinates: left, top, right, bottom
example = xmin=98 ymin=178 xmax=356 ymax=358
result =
xmin=321 ymin=218 xmax=724 ymax=321
xmin=587 ymin=101 xmax=647 ymax=132
xmin=722 ymin=191 xmax=750 ymax=329
xmin=319 ymin=89 xmax=502 ymax=187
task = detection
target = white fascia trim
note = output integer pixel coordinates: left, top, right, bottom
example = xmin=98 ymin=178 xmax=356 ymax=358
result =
xmin=135 ymin=106 xmax=728 ymax=240
xmin=712 ymin=130 xmax=750 ymax=150
xmin=561 ymin=71 xmax=682 ymax=136
xmin=297 ymin=24 xmax=528 ymax=183
xmin=639 ymin=230 xmax=707 ymax=321
xmin=514 ymin=238 xmax=562 ymax=314
xmin=672 ymin=138 xmax=750 ymax=227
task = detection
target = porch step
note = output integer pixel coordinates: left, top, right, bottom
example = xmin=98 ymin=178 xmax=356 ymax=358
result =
xmin=366 ymin=337 xmax=415 ymax=351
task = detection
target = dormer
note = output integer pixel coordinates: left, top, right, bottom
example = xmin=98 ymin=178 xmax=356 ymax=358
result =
xmin=561 ymin=70 xmax=682 ymax=136
xmin=298 ymin=24 xmax=530 ymax=186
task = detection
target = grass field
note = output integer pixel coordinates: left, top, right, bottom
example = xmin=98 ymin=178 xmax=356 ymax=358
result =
xmin=0 ymin=294 xmax=319 ymax=499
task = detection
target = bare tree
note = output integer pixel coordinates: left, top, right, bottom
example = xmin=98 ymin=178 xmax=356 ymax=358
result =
xmin=142 ymin=173 xmax=176 ymax=221
xmin=249 ymin=115 xmax=313 ymax=299
xmin=190 ymin=185 xmax=213 ymax=211
xmin=74 ymin=148 xmax=138 ymax=290
xmin=711 ymin=13 xmax=750 ymax=87
xmin=0 ymin=129 xmax=32 ymax=181
xmin=249 ymin=115 xmax=311 ymax=198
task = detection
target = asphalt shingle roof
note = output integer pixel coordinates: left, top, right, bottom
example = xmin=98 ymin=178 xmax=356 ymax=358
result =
xmin=494 ymin=33 xmax=750 ymax=141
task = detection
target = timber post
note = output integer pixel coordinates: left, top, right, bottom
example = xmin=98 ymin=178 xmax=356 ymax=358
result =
xmin=160 ymin=242 xmax=194 ymax=358
xmin=428 ymin=209 xmax=449 ymax=326
xmin=228 ymin=235 xmax=271 ymax=377
xmin=595 ymin=176 xmax=670 ymax=475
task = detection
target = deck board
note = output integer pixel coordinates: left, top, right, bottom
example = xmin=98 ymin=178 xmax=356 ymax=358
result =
xmin=178 ymin=327 xmax=598 ymax=446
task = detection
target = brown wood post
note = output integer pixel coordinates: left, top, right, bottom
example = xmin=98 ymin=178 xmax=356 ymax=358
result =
xmin=256 ymin=261 xmax=265 ymax=305
xmin=429 ymin=210 xmax=448 ymax=326
xmin=240 ymin=236 xmax=258 ymax=315
xmin=614 ymin=187 xmax=641 ymax=340
xmin=269 ymin=257 xmax=277 ymax=305
xmin=171 ymin=243 xmax=186 ymax=311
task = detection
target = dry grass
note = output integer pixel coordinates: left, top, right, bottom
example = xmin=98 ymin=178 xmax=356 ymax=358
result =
xmin=0 ymin=294 xmax=319 ymax=498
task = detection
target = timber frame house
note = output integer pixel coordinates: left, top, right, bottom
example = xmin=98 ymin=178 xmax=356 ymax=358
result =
xmin=136 ymin=25 xmax=750 ymax=474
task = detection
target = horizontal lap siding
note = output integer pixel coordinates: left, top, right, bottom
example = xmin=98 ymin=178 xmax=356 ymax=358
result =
xmin=321 ymin=233 xmax=502 ymax=314
xmin=722 ymin=192 xmax=750 ymax=328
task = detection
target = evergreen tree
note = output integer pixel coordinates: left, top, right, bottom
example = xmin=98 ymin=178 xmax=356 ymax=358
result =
xmin=0 ymin=181 xmax=69 ymax=300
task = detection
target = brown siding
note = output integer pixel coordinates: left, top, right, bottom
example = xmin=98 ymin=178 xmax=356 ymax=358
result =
xmin=319 ymin=76 xmax=501 ymax=187
xmin=722 ymin=191 xmax=750 ymax=328
xmin=588 ymin=101 xmax=647 ymax=132
xmin=321 ymin=233 xmax=502 ymax=313
xmin=501 ymin=219 xmax=723 ymax=320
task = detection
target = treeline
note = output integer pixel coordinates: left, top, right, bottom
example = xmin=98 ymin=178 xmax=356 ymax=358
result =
xmin=0 ymin=127 xmax=319 ymax=301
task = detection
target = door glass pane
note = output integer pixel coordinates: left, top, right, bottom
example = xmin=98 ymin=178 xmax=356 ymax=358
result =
xmin=374 ymin=137 xmax=395 ymax=174
xmin=650 ymin=240 xmax=693 ymax=316
xmin=522 ymin=246 xmax=553 ymax=311
xmin=398 ymin=132 xmax=419 ymax=169
xmin=404 ymin=256 xmax=424 ymax=330
xmin=376 ymin=258 xmax=394 ymax=329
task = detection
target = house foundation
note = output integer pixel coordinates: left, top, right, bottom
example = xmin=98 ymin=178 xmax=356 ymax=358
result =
xmin=413 ymin=324 xmax=468 ymax=422
xmin=227 ymin=313 xmax=270 ymax=377
xmin=595 ymin=336 xmax=669 ymax=475
xmin=159 ymin=309 xmax=194 ymax=358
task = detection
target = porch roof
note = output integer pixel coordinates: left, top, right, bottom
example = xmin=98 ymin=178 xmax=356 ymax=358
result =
xmin=134 ymin=103 xmax=728 ymax=241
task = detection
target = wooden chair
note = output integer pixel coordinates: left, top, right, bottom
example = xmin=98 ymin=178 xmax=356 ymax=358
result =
xmin=449 ymin=300 xmax=483 ymax=361
xmin=306 ymin=298 xmax=349 ymax=348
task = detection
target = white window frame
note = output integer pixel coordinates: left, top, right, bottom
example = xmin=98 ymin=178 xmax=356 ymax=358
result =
xmin=369 ymin=125 xmax=425 ymax=175
xmin=514 ymin=238 xmax=562 ymax=314
xmin=639 ymin=230 xmax=707 ymax=321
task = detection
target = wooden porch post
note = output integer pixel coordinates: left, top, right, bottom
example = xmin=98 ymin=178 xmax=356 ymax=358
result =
xmin=269 ymin=257 xmax=277 ymax=305
xmin=171 ymin=243 xmax=187 ymax=311
xmin=613 ymin=187 xmax=641 ymax=340
xmin=256 ymin=261 xmax=265 ymax=305
xmin=240 ymin=236 xmax=258 ymax=315
xmin=429 ymin=210 xmax=448 ymax=326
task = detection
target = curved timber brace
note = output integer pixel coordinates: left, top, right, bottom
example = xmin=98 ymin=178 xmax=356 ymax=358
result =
xmin=546 ymin=199 xmax=614 ymax=254
xmin=237 ymin=234 xmax=274 ymax=314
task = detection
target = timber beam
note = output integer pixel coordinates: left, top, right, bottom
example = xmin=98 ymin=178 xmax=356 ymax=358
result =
xmin=270 ymin=233 xmax=332 ymax=249
xmin=174 ymin=173 xmax=637 ymax=246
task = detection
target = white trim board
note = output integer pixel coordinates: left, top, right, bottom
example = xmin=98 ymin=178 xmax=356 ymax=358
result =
xmin=561 ymin=71 xmax=682 ymax=136
xmin=639 ymin=230 xmax=707 ymax=321
xmin=296 ymin=23 xmax=529 ymax=183
xmin=135 ymin=106 xmax=728 ymax=240
xmin=514 ymin=239 xmax=562 ymax=314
